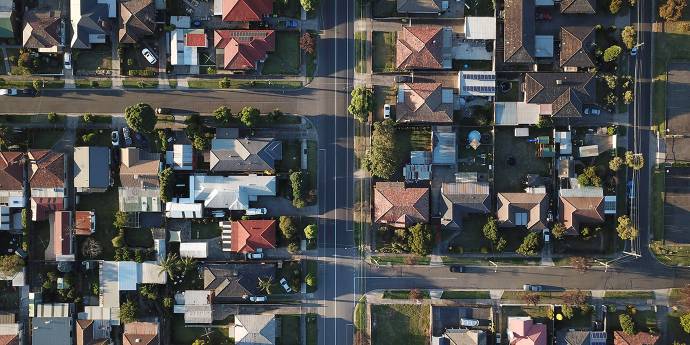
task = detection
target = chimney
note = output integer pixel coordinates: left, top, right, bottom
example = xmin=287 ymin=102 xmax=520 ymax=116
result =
xmin=135 ymin=338 xmax=141 ymax=343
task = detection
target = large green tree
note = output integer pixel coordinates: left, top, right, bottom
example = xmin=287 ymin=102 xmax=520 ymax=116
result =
xmin=0 ymin=255 xmax=23 ymax=276
xmin=603 ymin=45 xmax=622 ymax=62
xmin=213 ymin=106 xmax=233 ymax=125
xmin=516 ymin=232 xmax=540 ymax=256
xmin=279 ymin=216 xmax=297 ymax=240
xmin=239 ymin=106 xmax=260 ymax=127
xmin=407 ymin=223 xmax=432 ymax=256
xmin=619 ymin=314 xmax=635 ymax=335
xmin=124 ymin=103 xmax=157 ymax=133
xmin=617 ymin=215 xmax=639 ymax=240
xmin=348 ymin=87 xmax=373 ymax=123
xmin=681 ymin=313 xmax=690 ymax=333
xmin=482 ymin=216 xmax=498 ymax=242
xmin=300 ymin=0 xmax=319 ymax=12
xmin=119 ymin=299 xmax=138 ymax=323
xmin=363 ymin=120 xmax=399 ymax=179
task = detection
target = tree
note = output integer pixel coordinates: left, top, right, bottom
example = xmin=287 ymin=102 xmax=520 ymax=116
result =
xmin=571 ymin=257 xmax=591 ymax=273
xmin=192 ymin=134 xmax=210 ymax=151
xmin=258 ymin=276 xmax=274 ymax=294
xmin=407 ymin=223 xmax=432 ymax=256
xmin=523 ymin=292 xmax=541 ymax=305
xmin=621 ymin=26 xmax=637 ymax=49
xmin=363 ymin=120 xmax=399 ymax=179
xmin=81 ymin=237 xmax=102 ymax=259
xmin=0 ymin=255 xmax=23 ymax=276
xmin=32 ymin=80 xmax=41 ymax=91
xmin=159 ymin=167 xmax=174 ymax=203
xmin=609 ymin=0 xmax=623 ymax=13
xmin=300 ymin=32 xmax=316 ymax=55
xmin=610 ymin=156 xmax=624 ymax=171
xmin=140 ymin=284 xmax=158 ymax=300
xmin=213 ymin=106 xmax=232 ymax=125
xmin=82 ymin=113 xmax=94 ymax=123
xmin=604 ymin=45 xmax=623 ymax=62
xmin=516 ymin=232 xmax=540 ymax=256
xmin=604 ymin=74 xmax=618 ymax=89
xmin=124 ymin=103 xmax=157 ymax=133
xmin=578 ymin=166 xmax=602 ymax=187
xmin=552 ymin=223 xmax=567 ymax=239
xmin=482 ymin=216 xmax=498 ymax=242
xmin=625 ymin=151 xmax=644 ymax=170
xmin=659 ymin=0 xmax=687 ymax=21
xmin=290 ymin=171 xmax=305 ymax=208
xmin=305 ymin=273 xmax=316 ymax=287
xmin=269 ymin=108 xmax=284 ymax=121
xmin=561 ymin=304 xmax=574 ymax=319
xmin=239 ymin=106 xmax=260 ymax=127
xmin=617 ymin=215 xmax=639 ymax=240
xmin=111 ymin=234 xmax=125 ymax=248
xmin=219 ymin=77 xmax=231 ymax=88
xmin=409 ymin=288 xmax=423 ymax=300
xmin=119 ymin=300 xmax=138 ymax=323
xmin=681 ymin=313 xmax=690 ymax=333
xmin=279 ymin=216 xmax=297 ymax=239
xmin=623 ymin=90 xmax=634 ymax=104
xmin=300 ymin=0 xmax=319 ymax=12
xmin=563 ymin=289 xmax=588 ymax=306
xmin=288 ymin=241 xmax=301 ymax=254
xmin=163 ymin=297 xmax=174 ymax=309
xmin=304 ymin=224 xmax=317 ymax=240
xmin=48 ymin=112 xmax=58 ymax=122
xmin=192 ymin=340 xmax=209 ymax=345
xmin=348 ymin=87 xmax=373 ymax=123
xmin=158 ymin=253 xmax=179 ymax=278
xmin=619 ymin=314 xmax=635 ymax=335
xmin=496 ymin=237 xmax=507 ymax=252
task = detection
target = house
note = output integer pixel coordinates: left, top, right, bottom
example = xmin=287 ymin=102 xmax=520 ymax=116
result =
xmin=494 ymin=102 xmax=541 ymax=126
xmin=396 ymin=26 xmax=450 ymax=70
xmin=22 ymin=11 xmax=63 ymax=52
xmin=613 ymin=331 xmax=659 ymax=345
xmin=440 ymin=329 xmax=487 ymax=345
xmin=203 ymin=263 xmax=275 ymax=301
xmin=52 ymin=211 xmax=74 ymax=261
xmin=31 ymin=197 xmax=63 ymax=221
xmin=440 ymin=181 xmax=491 ymax=228
xmin=118 ymin=0 xmax=155 ymax=44
xmin=210 ymin=129 xmax=282 ymax=172
xmin=556 ymin=330 xmax=607 ymax=345
xmin=74 ymin=210 xmax=95 ymax=235
xmin=559 ymin=186 xmax=605 ymax=233
xmin=165 ymin=201 xmax=203 ymax=218
xmin=119 ymin=148 xmax=160 ymax=212
xmin=396 ymin=83 xmax=454 ymax=123
xmin=214 ymin=30 xmax=275 ymax=70
xmin=173 ymin=290 xmax=212 ymax=324
xmin=503 ymin=0 xmax=535 ymax=64
xmin=496 ymin=192 xmax=548 ymax=231
xmin=523 ymin=73 xmax=596 ymax=118
xmin=99 ymin=261 xmax=167 ymax=320
xmin=28 ymin=150 xmax=65 ymax=191
xmin=228 ymin=219 xmax=277 ymax=253
xmin=171 ymin=29 xmax=207 ymax=66
xmin=458 ymin=71 xmax=496 ymax=97
xmin=234 ymin=314 xmax=277 ymax=345
xmin=0 ymin=0 xmax=15 ymax=39
xmin=213 ymin=0 xmax=273 ymax=22
xmin=69 ymin=0 xmax=116 ymax=49
xmin=0 ymin=312 xmax=20 ymax=345
xmin=179 ymin=242 xmax=208 ymax=258
xmin=31 ymin=317 xmax=72 ymax=345
xmin=166 ymin=144 xmax=194 ymax=170
xmin=560 ymin=0 xmax=596 ymax=14
xmin=123 ymin=321 xmax=159 ymax=345
xmin=76 ymin=319 xmax=110 ymax=345
xmin=559 ymin=27 xmax=595 ymax=71
xmin=464 ymin=17 xmax=496 ymax=40
xmin=507 ymin=317 xmax=547 ymax=345
xmin=396 ymin=0 xmax=444 ymax=15
xmin=0 ymin=152 xmax=25 ymax=207
xmin=374 ymin=182 xmax=429 ymax=227
xmin=171 ymin=174 xmax=276 ymax=211
xmin=74 ymin=147 xmax=111 ymax=193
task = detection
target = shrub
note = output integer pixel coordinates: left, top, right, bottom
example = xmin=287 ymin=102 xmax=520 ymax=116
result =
xmin=81 ymin=133 xmax=96 ymax=144
xmin=619 ymin=314 xmax=635 ymax=335
xmin=290 ymin=171 xmax=305 ymax=208
xmin=207 ymin=66 xmax=216 ymax=75
xmin=625 ymin=150 xmax=644 ymax=170
xmin=300 ymin=32 xmax=316 ymax=55
xmin=552 ymin=223 xmax=567 ymax=239
xmin=288 ymin=241 xmax=301 ymax=254
xmin=516 ymin=232 xmax=540 ymax=256
xmin=304 ymin=224 xmax=317 ymax=240
xmin=604 ymin=45 xmax=623 ymax=62
xmin=119 ymin=300 xmax=138 ymax=323
xmin=623 ymin=90 xmax=634 ymax=104
xmin=0 ymin=255 xmax=23 ymax=276
xmin=82 ymin=113 xmax=94 ymax=123
xmin=305 ymin=273 xmax=316 ymax=287
xmin=219 ymin=77 xmax=231 ymax=88
xmin=604 ymin=74 xmax=618 ymax=89
xmin=577 ymin=166 xmax=602 ymax=187
xmin=621 ymin=26 xmax=637 ymax=49
xmin=124 ymin=103 xmax=157 ymax=133
xmin=158 ymin=167 xmax=174 ymax=203
xmin=111 ymin=234 xmax=125 ymax=248
xmin=617 ymin=215 xmax=639 ymax=240
xmin=609 ymin=0 xmax=623 ymax=13
xmin=239 ymin=106 xmax=260 ymax=127
xmin=680 ymin=313 xmax=690 ymax=333
xmin=348 ymin=87 xmax=373 ymax=123
xmin=213 ymin=106 xmax=232 ymax=124
xmin=606 ymin=93 xmax=619 ymax=106
xmin=363 ymin=120 xmax=399 ymax=179
xmin=48 ymin=112 xmax=58 ymax=122
xmin=279 ymin=216 xmax=297 ymax=240
xmin=407 ymin=223 xmax=432 ymax=256
xmin=482 ymin=216 xmax=498 ymax=242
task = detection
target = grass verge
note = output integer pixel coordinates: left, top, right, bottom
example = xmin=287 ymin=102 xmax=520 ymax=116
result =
xmin=371 ymin=304 xmax=429 ymax=345
xmin=441 ymin=290 xmax=491 ymax=299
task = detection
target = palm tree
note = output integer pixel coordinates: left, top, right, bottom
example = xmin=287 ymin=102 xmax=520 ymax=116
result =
xmin=257 ymin=276 xmax=274 ymax=294
xmin=178 ymin=256 xmax=196 ymax=277
xmin=158 ymin=253 xmax=179 ymax=278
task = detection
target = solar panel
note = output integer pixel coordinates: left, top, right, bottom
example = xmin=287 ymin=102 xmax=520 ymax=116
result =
xmin=463 ymin=73 xmax=496 ymax=81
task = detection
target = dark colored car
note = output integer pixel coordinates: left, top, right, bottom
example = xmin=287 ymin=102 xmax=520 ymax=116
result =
xmin=18 ymin=88 xmax=37 ymax=97
xmin=449 ymin=265 xmax=464 ymax=273
xmin=394 ymin=75 xmax=412 ymax=83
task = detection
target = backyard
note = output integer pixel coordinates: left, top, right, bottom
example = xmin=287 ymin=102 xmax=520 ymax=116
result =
xmin=74 ymin=45 xmax=112 ymax=74
xmin=279 ymin=315 xmax=301 ymax=345
xmin=371 ymin=0 xmax=397 ymax=17
xmin=457 ymin=127 xmax=492 ymax=173
xmin=171 ymin=314 xmax=233 ymax=345
xmin=190 ymin=221 xmax=221 ymax=240
xmin=263 ymin=31 xmax=301 ymax=75
xmin=652 ymin=17 xmax=690 ymax=132
xmin=447 ymin=214 xmax=533 ymax=254
xmin=371 ymin=304 xmax=430 ymax=345
xmin=372 ymin=31 xmax=396 ymax=73
xmin=494 ymin=127 xmax=551 ymax=192
xmin=76 ymin=189 xmax=119 ymax=260
xmin=606 ymin=309 xmax=657 ymax=333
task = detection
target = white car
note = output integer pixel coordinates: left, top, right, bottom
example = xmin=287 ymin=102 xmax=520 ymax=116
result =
xmin=245 ymin=252 xmax=264 ymax=260
xmin=0 ymin=88 xmax=17 ymax=96
xmin=111 ymin=130 xmax=120 ymax=147
xmin=141 ymin=48 xmax=157 ymax=65
xmin=383 ymin=104 xmax=391 ymax=119
xmin=246 ymin=208 xmax=267 ymax=216
xmin=460 ymin=318 xmax=479 ymax=327
xmin=279 ymin=278 xmax=292 ymax=293
xmin=249 ymin=296 xmax=267 ymax=303
xmin=64 ymin=53 xmax=72 ymax=70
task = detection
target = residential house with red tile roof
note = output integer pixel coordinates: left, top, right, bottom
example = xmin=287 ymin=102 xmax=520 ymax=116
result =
xmin=229 ymin=219 xmax=277 ymax=253
xmin=613 ymin=331 xmax=659 ymax=345
xmin=507 ymin=317 xmax=547 ymax=345
xmin=559 ymin=187 xmax=605 ymax=234
xmin=31 ymin=197 xmax=64 ymax=221
xmin=28 ymin=150 xmax=66 ymax=220
xmin=396 ymin=26 xmax=450 ymax=70
xmin=214 ymin=30 xmax=275 ymax=71
xmin=0 ymin=152 xmax=24 ymax=206
xmin=0 ymin=312 xmax=20 ymax=345
xmin=76 ymin=319 xmax=110 ymax=345
xmin=374 ymin=182 xmax=429 ymax=227
xmin=52 ymin=211 xmax=74 ymax=262
xmin=396 ymin=82 xmax=454 ymax=123
xmin=214 ymin=0 xmax=273 ymax=22
xmin=118 ymin=0 xmax=155 ymax=43
xmin=74 ymin=211 xmax=95 ymax=236
xmin=122 ymin=321 xmax=159 ymax=345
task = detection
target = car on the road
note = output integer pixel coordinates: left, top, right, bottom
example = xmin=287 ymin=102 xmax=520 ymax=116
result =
xmin=18 ymin=88 xmax=36 ymax=97
xmin=246 ymin=208 xmax=267 ymax=216
xmin=394 ymin=75 xmax=412 ymax=83
xmin=156 ymin=107 xmax=172 ymax=114
xmin=245 ymin=252 xmax=264 ymax=260
xmin=0 ymin=88 xmax=17 ymax=96
xmin=249 ymin=295 xmax=267 ymax=303
xmin=584 ymin=107 xmax=601 ymax=116
xmin=460 ymin=318 xmax=479 ymax=327
xmin=523 ymin=284 xmax=543 ymax=292
xmin=449 ymin=265 xmax=464 ymax=273
xmin=383 ymin=104 xmax=391 ymax=119
xmin=543 ymin=229 xmax=550 ymax=243
xmin=122 ymin=127 xmax=133 ymax=146
xmin=141 ymin=48 xmax=157 ymax=65
xmin=64 ymin=53 xmax=72 ymax=70
xmin=111 ymin=130 xmax=120 ymax=147
xmin=279 ymin=278 xmax=292 ymax=293
xmin=631 ymin=47 xmax=638 ymax=56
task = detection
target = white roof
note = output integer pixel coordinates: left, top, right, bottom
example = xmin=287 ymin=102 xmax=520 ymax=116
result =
xmin=180 ymin=242 xmax=209 ymax=258
xmin=33 ymin=303 xmax=71 ymax=318
xmin=184 ymin=305 xmax=213 ymax=324
xmin=183 ymin=290 xmax=212 ymax=305
xmin=432 ymin=130 xmax=456 ymax=165
xmin=494 ymin=102 xmax=540 ymax=125
xmin=165 ymin=201 xmax=204 ymax=218
xmin=100 ymin=261 xmax=120 ymax=307
xmin=171 ymin=30 xmax=203 ymax=66
xmin=81 ymin=306 xmax=120 ymax=325
xmin=170 ymin=16 xmax=190 ymax=28
xmin=464 ymin=17 xmax=496 ymax=40
xmin=188 ymin=175 xmax=276 ymax=210
xmin=514 ymin=128 xmax=530 ymax=137
xmin=171 ymin=144 xmax=194 ymax=170
xmin=117 ymin=261 xmax=138 ymax=290
xmin=458 ymin=71 xmax=496 ymax=96
xmin=579 ymin=145 xmax=599 ymax=157
xmin=141 ymin=262 xmax=166 ymax=284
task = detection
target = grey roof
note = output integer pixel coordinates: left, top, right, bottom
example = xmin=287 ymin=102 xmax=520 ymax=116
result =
xmin=556 ymin=330 xmax=607 ymax=345
xmin=0 ymin=0 xmax=12 ymax=13
xmin=203 ymin=264 xmax=275 ymax=301
xmin=235 ymin=314 xmax=276 ymax=345
xmin=397 ymin=0 xmax=442 ymax=13
xmin=503 ymin=0 xmax=535 ymax=63
xmin=444 ymin=329 xmax=487 ymax=345
xmin=74 ymin=146 xmax=110 ymax=189
xmin=560 ymin=0 xmax=596 ymax=13
xmin=71 ymin=0 xmax=113 ymax=49
xmin=524 ymin=72 xmax=595 ymax=117
xmin=559 ymin=27 xmax=595 ymax=68
xmin=32 ymin=317 xmax=72 ymax=345
xmin=210 ymin=138 xmax=282 ymax=172
xmin=440 ymin=182 xmax=491 ymax=228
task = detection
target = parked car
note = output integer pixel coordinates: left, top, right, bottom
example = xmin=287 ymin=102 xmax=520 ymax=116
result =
xmin=245 ymin=252 xmax=264 ymax=260
xmin=496 ymin=334 xmax=502 ymax=344
xmin=0 ymin=88 xmax=17 ymax=96
xmin=543 ymin=229 xmax=550 ymax=243
xmin=18 ymin=88 xmax=36 ymax=97
xmin=523 ymin=284 xmax=543 ymax=292
xmin=156 ymin=107 xmax=172 ymax=114
xmin=122 ymin=127 xmax=133 ymax=146
xmin=394 ymin=75 xmax=412 ymax=83
xmin=584 ymin=107 xmax=601 ymax=116
xmin=279 ymin=278 xmax=292 ymax=293
xmin=631 ymin=47 xmax=638 ymax=56
xmin=246 ymin=208 xmax=267 ymax=216
xmin=64 ymin=53 xmax=72 ymax=70
xmin=449 ymin=265 xmax=464 ymax=273
xmin=536 ymin=10 xmax=552 ymax=20
xmin=383 ymin=104 xmax=391 ymax=119
xmin=249 ymin=295 xmax=267 ymax=303
xmin=460 ymin=318 xmax=479 ymax=327
xmin=141 ymin=48 xmax=157 ymax=65
xmin=111 ymin=130 xmax=120 ymax=147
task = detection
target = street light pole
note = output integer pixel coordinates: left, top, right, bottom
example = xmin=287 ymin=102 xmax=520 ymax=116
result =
xmin=488 ymin=260 xmax=497 ymax=273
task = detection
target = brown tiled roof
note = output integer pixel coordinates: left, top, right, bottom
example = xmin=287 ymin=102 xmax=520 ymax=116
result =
xmin=559 ymin=27 xmax=595 ymax=68
xmin=613 ymin=331 xmax=659 ymax=345
xmin=22 ymin=11 xmax=61 ymax=49
xmin=496 ymin=193 xmax=548 ymax=231
xmin=221 ymin=0 xmax=273 ymax=22
xmin=74 ymin=211 xmax=93 ymax=236
xmin=524 ymin=73 xmax=595 ymax=117
xmin=28 ymin=150 xmax=64 ymax=189
xmin=441 ymin=182 xmax=491 ymax=228
xmin=560 ymin=0 xmax=596 ymax=13
xmin=76 ymin=319 xmax=94 ymax=345
xmin=396 ymin=26 xmax=444 ymax=70
xmin=0 ymin=152 xmax=23 ymax=191
xmin=396 ymin=82 xmax=453 ymax=123
xmin=0 ymin=335 xmax=18 ymax=345
xmin=53 ymin=211 xmax=72 ymax=257
xmin=230 ymin=220 xmax=277 ymax=253
xmin=374 ymin=182 xmax=429 ymax=227
xmin=559 ymin=195 xmax=604 ymax=231
xmin=503 ymin=0 xmax=535 ymax=63
xmin=119 ymin=148 xmax=160 ymax=188
xmin=214 ymin=30 xmax=275 ymax=70
xmin=123 ymin=322 xmax=159 ymax=345
xmin=31 ymin=197 xmax=64 ymax=221
xmin=119 ymin=0 xmax=155 ymax=43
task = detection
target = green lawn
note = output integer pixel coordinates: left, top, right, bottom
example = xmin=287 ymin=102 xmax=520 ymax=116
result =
xmin=448 ymin=214 xmax=492 ymax=253
xmin=355 ymin=31 xmax=367 ymax=74
xmin=171 ymin=314 xmax=233 ymax=345
xmin=279 ymin=315 xmax=301 ymax=345
xmin=382 ymin=290 xmax=430 ymax=299
xmin=554 ymin=307 xmax=593 ymax=330
xmin=650 ymin=241 xmax=690 ymax=266
xmin=122 ymin=78 xmax=158 ymax=89
xmin=371 ymin=304 xmax=430 ymax=345
xmin=31 ymin=221 xmax=50 ymax=260
xmin=278 ymin=140 xmax=301 ymax=173
xmin=262 ymin=31 xmax=301 ymax=75
xmin=76 ymin=129 xmax=112 ymax=147
xmin=652 ymin=23 xmax=690 ymax=133
xmin=441 ymin=290 xmax=491 ymax=299
xmin=354 ymin=296 xmax=367 ymax=332
xmin=306 ymin=140 xmax=317 ymax=205
xmin=305 ymin=260 xmax=318 ymax=293
xmin=0 ymin=78 xmax=64 ymax=88
xmin=442 ymin=257 xmax=542 ymax=266
xmin=74 ymin=45 xmax=112 ymax=72
xmin=77 ymin=189 xmax=119 ymax=260
xmin=190 ymin=221 xmax=221 ymax=239
xmin=494 ymin=127 xmax=551 ymax=192
xmin=496 ymin=80 xmax=520 ymax=102
xmin=651 ymin=168 xmax=665 ymax=241
xmin=188 ymin=79 xmax=302 ymax=89
xmin=306 ymin=313 xmax=317 ymax=345
xmin=604 ymin=291 xmax=655 ymax=300
xmin=606 ymin=310 xmax=657 ymax=333
xmin=370 ymin=256 xmax=431 ymax=265
xmin=372 ymin=31 xmax=396 ymax=73
xmin=75 ymin=79 xmax=113 ymax=89
xmin=28 ymin=129 xmax=64 ymax=149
